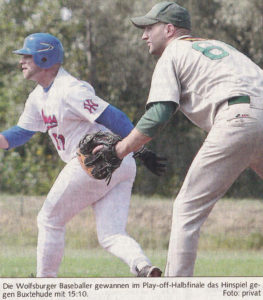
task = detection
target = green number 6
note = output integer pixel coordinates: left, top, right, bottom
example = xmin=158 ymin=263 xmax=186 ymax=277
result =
xmin=192 ymin=41 xmax=229 ymax=60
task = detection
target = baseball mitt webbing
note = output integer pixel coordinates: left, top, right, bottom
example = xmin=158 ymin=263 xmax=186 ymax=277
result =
xmin=76 ymin=131 xmax=122 ymax=185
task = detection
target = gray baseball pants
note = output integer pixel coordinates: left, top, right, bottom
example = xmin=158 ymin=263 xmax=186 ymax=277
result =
xmin=165 ymin=100 xmax=263 ymax=276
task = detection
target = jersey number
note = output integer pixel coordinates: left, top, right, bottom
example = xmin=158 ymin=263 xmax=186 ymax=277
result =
xmin=53 ymin=133 xmax=65 ymax=151
xmin=192 ymin=41 xmax=229 ymax=60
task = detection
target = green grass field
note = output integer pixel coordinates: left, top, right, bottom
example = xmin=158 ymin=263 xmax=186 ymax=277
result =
xmin=1 ymin=247 xmax=263 ymax=277
xmin=1 ymin=194 xmax=263 ymax=277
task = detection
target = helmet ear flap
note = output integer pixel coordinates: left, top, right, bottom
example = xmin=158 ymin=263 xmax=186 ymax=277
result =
xmin=13 ymin=33 xmax=64 ymax=69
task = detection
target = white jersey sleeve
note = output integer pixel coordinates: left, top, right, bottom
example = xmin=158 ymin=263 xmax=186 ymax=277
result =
xmin=65 ymin=81 xmax=109 ymax=123
xmin=17 ymin=86 xmax=47 ymax=132
xmin=147 ymin=50 xmax=181 ymax=107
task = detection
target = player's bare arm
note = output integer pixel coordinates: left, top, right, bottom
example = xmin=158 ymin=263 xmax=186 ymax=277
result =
xmin=0 ymin=134 xmax=9 ymax=149
xmin=115 ymin=128 xmax=152 ymax=159
xmin=115 ymin=101 xmax=178 ymax=159
xmin=93 ymin=100 xmax=176 ymax=164
xmin=93 ymin=99 xmax=170 ymax=176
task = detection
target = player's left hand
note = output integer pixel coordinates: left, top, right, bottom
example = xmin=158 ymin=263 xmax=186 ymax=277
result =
xmin=133 ymin=147 xmax=167 ymax=176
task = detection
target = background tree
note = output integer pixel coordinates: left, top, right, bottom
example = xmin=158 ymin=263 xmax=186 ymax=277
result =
xmin=0 ymin=0 xmax=262 ymax=197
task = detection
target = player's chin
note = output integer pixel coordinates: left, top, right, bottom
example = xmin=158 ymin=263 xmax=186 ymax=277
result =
xmin=22 ymin=70 xmax=29 ymax=79
xmin=149 ymin=47 xmax=163 ymax=56
xmin=24 ymin=72 xmax=35 ymax=81
xmin=149 ymin=48 xmax=159 ymax=56
xmin=148 ymin=47 xmax=154 ymax=54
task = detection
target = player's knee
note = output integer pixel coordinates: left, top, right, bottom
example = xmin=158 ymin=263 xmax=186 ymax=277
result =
xmin=172 ymin=198 xmax=185 ymax=217
xmin=37 ymin=210 xmax=45 ymax=227
xmin=37 ymin=209 xmax=62 ymax=230
xmin=37 ymin=213 xmax=52 ymax=231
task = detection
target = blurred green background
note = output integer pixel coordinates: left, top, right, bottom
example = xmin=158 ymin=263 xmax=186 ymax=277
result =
xmin=0 ymin=0 xmax=263 ymax=197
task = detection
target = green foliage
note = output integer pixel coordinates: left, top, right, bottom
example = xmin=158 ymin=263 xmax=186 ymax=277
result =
xmin=0 ymin=0 xmax=262 ymax=196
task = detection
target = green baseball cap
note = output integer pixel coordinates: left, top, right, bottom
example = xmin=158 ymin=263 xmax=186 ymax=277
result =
xmin=131 ymin=1 xmax=191 ymax=30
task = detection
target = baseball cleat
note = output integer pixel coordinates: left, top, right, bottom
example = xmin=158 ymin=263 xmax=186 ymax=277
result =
xmin=136 ymin=265 xmax=162 ymax=277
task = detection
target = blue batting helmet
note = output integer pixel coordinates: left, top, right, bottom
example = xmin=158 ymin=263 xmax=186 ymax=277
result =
xmin=13 ymin=33 xmax=64 ymax=69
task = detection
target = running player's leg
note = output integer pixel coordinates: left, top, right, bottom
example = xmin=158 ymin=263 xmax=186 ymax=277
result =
xmin=93 ymin=165 xmax=153 ymax=275
xmin=36 ymin=158 xmax=111 ymax=277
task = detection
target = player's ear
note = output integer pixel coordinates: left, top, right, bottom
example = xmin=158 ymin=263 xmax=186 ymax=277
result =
xmin=165 ymin=24 xmax=176 ymax=37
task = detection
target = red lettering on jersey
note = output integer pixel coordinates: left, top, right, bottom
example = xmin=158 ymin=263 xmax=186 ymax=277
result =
xmin=42 ymin=109 xmax=58 ymax=130
xmin=84 ymin=99 xmax=99 ymax=113
xmin=53 ymin=133 xmax=65 ymax=150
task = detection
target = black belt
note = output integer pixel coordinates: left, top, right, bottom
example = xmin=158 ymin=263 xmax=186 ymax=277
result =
xmin=228 ymin=95 xmax=250 ymax=105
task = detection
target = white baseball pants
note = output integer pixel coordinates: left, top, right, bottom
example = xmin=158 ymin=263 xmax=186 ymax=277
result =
xmin=36 ymin=154 xmax=151 ymax=277
xmin=165 ymin=101 xmax=263 ymax=276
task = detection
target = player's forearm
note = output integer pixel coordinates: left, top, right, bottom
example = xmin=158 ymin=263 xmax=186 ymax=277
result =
xmin=115 ymin=128 xmax=152 ymax=159
xmin=115 ymin=101 xmax=177 ymax=159
xmin=1 ymin=126 xmax=36 ymax=149
xmin=0 ymin=134 xmax=9 ymax=149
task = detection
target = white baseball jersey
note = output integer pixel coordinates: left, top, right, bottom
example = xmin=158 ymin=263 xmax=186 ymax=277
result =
xmin=17 ymin=68 xmax=153 ymax=277
xmin=18 ymin=67 xmax=109 ymax=162
xmin=147 ymin=36 xmax=263 ymax=131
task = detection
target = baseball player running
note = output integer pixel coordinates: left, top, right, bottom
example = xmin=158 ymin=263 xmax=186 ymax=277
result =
xmin=113 ymin=1 xmax=263 ymax=276
xmin=0 ymin=33 xmax=162 ymax=277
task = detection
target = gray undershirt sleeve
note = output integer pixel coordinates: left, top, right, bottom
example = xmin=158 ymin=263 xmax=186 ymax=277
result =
xmin=135 ymin=101 xmax=178 ymax=137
